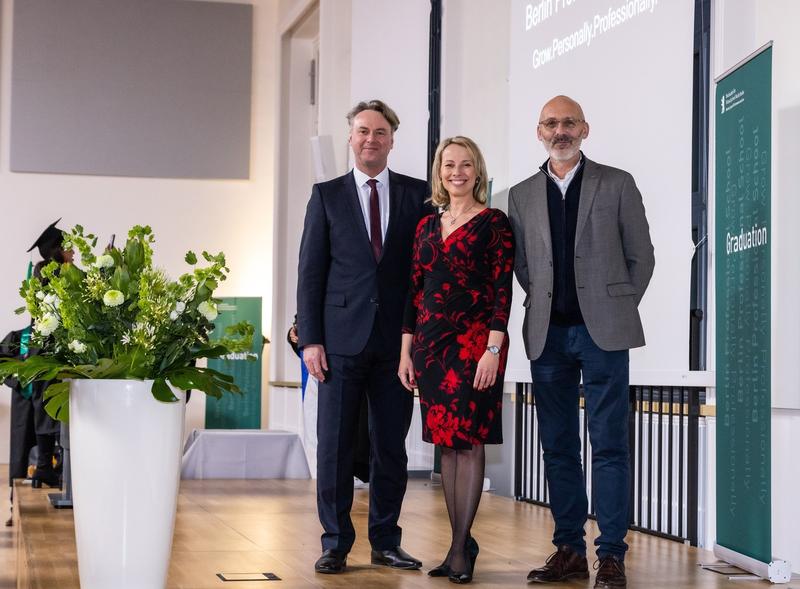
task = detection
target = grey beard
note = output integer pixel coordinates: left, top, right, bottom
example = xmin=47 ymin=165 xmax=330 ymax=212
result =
xmin=547 ymin=143 xmax=580 ymax=162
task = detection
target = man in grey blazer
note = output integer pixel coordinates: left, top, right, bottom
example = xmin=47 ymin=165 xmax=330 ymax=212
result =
xmin=508 ymin=96 xmax=654 ymax=589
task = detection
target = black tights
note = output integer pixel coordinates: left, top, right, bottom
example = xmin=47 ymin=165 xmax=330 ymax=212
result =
xmin=439 ymin=444 xmax=485 ymax=573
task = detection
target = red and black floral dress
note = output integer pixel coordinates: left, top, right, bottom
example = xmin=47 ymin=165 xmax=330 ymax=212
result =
xmin=402 ymin=208 xmax=514 ymax=449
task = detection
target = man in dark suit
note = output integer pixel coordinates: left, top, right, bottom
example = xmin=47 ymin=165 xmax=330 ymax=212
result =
xmin=508 ymin=96 xmax=655 ymax=589
xmin=297 ymin=99 xmax=429 ymax=575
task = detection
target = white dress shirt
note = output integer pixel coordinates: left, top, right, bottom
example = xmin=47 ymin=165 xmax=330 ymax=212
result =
xmin=546 ymin=157 xmax=584 ymax=197
xmin=352 ymin=166 xmax=390 ymax=243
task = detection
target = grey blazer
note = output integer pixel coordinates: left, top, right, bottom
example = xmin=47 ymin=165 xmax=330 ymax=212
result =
xmin=508 ymin=157 xmax=655 ymax=360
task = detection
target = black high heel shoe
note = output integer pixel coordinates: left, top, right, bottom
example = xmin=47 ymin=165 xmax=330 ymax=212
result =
xmin=428 ymin=536 xmax=480 ymax=577
xmin=466 ymin=536 xmax=479 ymax=565
xmin=429 ymin=536 xmax=479 ymax=578
xmin=448 ymin=538 xmax=479 ymax=584
xmin=428 ymin=562 xmax=451 ymax=577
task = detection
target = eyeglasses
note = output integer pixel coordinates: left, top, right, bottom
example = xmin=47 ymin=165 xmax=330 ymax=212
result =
xmin=538 ymin=118 xmax=584 ymax=132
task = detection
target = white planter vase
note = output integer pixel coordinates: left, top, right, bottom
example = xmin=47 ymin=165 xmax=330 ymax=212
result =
xmin=69 ymin=379 xmax=185 ymax=589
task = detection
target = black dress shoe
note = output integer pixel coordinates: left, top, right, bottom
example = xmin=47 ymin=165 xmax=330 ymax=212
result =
xmin=594 ymin=555 xmax=626 ymax=588
xmin=314 ymin=549 xmax=347 ymax=574
xmin=370 ymin=546 xmax=422 ymax=570
xmin=527 ymin=545 xmax=589 ymax=583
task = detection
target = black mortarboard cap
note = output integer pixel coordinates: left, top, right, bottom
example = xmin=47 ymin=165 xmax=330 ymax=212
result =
xmin=27 ymin=219 xmax=64 ymax=257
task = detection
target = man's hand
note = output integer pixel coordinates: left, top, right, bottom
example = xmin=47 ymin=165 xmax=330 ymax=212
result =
xmin=303 ymin=344 xmax=328 ymax=382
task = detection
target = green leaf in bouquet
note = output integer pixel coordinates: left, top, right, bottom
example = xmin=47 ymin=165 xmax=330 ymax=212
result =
xmin=109 ymin=248 xmax=124 ymax=268
xmin=200 ymin=366 xmax=236 ymax=384
xmin=62 ymin=263 xmax=84 ymax=287
xmin=151 ymin=378 xmax=179 ymax=403
xmin=81 ymin=358 xmax=130 ymax=379
xmin=14 ymin=356 xmax=68 ymax=387
xmin=164 ymin=367 xmax=206 ymax=390
xmin=195 ymin=283 xmax=211 ymax=301
xmin=43 ymin=381 xmax=70 ymax=422
xmin=190 ymin=343 xmax=230 ymax=360
xmin=14 ymin=306 xmax=25 ymax=315
xmin=125 ymin=239 xmax=144 ymax=273
xmin=209 ymin=321 xmax=255 ymax=354
xmin=111 ymin=266 xmax=131 ymax=294
xmin=185 ymin=251 xmax=197 ymax=265
xmin=158 ymin=340 xmax=190 ymax=372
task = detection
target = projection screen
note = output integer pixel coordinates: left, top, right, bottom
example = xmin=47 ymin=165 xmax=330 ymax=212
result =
xmin=505 ymin=0 xmax=696 ymax=383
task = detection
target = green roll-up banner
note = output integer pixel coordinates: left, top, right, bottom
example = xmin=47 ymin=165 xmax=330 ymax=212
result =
xmin=204 ymin=297 xmax=263 ymax=429
xmin=715 ymin=45 xmax=771 ymax=565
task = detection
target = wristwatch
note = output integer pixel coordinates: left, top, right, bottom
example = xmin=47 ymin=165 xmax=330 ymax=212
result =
xmin=486 ymin=345 xmax=500 ymax=356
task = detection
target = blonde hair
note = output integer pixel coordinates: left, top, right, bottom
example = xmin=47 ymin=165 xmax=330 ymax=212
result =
xmin=430 ymin=136 xmax=489 ymax=208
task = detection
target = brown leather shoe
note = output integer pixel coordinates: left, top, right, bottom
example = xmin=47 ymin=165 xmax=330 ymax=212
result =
xmin=527 ymin=545 xmax=589 ymax=583
xmin=593 ymin=555 xmax=626 ymax=588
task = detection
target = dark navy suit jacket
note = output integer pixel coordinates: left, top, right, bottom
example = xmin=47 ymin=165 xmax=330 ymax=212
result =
xmin=297 ymin=170 xmax=429 ymax=357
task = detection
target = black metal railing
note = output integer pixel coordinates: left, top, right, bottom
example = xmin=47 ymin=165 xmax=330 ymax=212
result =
xmin=514 ymin=383 xmax=704 ymax=546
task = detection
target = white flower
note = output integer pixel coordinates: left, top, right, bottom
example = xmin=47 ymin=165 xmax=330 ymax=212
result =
xmin=34 ymin=313 xmax=60 ymax=336
xmin=42 ymin=293 xmax=61 ymax=310
xmin=94 ymin=254 xmax=114 ymax=269
xmin=68 ymin=340 xmax=87 ymax=354
xmin=198 ymin=300 xmax=218 ymax=321
xmin=103 ymin=290 xmax=125 ymax=307
xmin=35 ymin=291 xmax=45 ymax=301
xmin=133 ymin=322 xmax=155 ymax=338
xmin=169 ymin=300 xmax=186 ymax=322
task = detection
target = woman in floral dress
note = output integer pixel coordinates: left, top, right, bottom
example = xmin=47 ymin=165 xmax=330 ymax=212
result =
xmin=399 ymin=136 xmax=514 ymax=583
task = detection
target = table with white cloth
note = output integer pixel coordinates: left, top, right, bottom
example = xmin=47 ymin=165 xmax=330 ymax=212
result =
xmin=181 ymin=429 xmax=311 ymax=479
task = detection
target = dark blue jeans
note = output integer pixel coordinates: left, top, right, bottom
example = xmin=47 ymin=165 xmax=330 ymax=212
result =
xmin=531 ymin=324 xmax=630 ymax=560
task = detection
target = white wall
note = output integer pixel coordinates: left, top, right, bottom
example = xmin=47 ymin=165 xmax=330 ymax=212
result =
xmin=711 ymin=0 xmax=800 ymax=573
xmin=0 ymin=0 xmax=279 ymax=461
xmin=271 ymin=5 xmax=318 ymax=386
xmin=318 ymin=0 xmax=353 ymax=175
xmin=350 ymin=0 xmax=430 ymax=179
xmin=441 ymin=0 xmax=511 ymax=201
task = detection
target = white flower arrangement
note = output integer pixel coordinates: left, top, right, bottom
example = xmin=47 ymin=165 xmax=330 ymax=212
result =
xmin=0 ymin=224 xmax=253 ymax=421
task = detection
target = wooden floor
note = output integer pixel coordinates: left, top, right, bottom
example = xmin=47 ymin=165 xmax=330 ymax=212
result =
xmin=0 ymin=463 xmax=781 ymax=588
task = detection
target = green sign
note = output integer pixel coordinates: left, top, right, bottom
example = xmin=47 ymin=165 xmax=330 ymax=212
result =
xmin=715 ymin=45 xmax=771 ymax=565
xmin=204 ymin=297 xmax=263 ymax=429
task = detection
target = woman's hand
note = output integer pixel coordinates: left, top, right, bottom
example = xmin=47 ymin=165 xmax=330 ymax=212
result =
xmin=398 ymin=352 xmax=417 ymax=392
xmin=473 ymin=350 xmax=500 ymax=391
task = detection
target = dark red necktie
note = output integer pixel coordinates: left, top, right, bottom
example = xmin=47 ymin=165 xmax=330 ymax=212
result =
xmin=367 ymin=179 xmax=382 ymax=261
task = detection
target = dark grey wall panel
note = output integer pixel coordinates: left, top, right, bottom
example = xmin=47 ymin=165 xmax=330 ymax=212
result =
xmin=10 ymin=0 xmax=253 ymax=179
